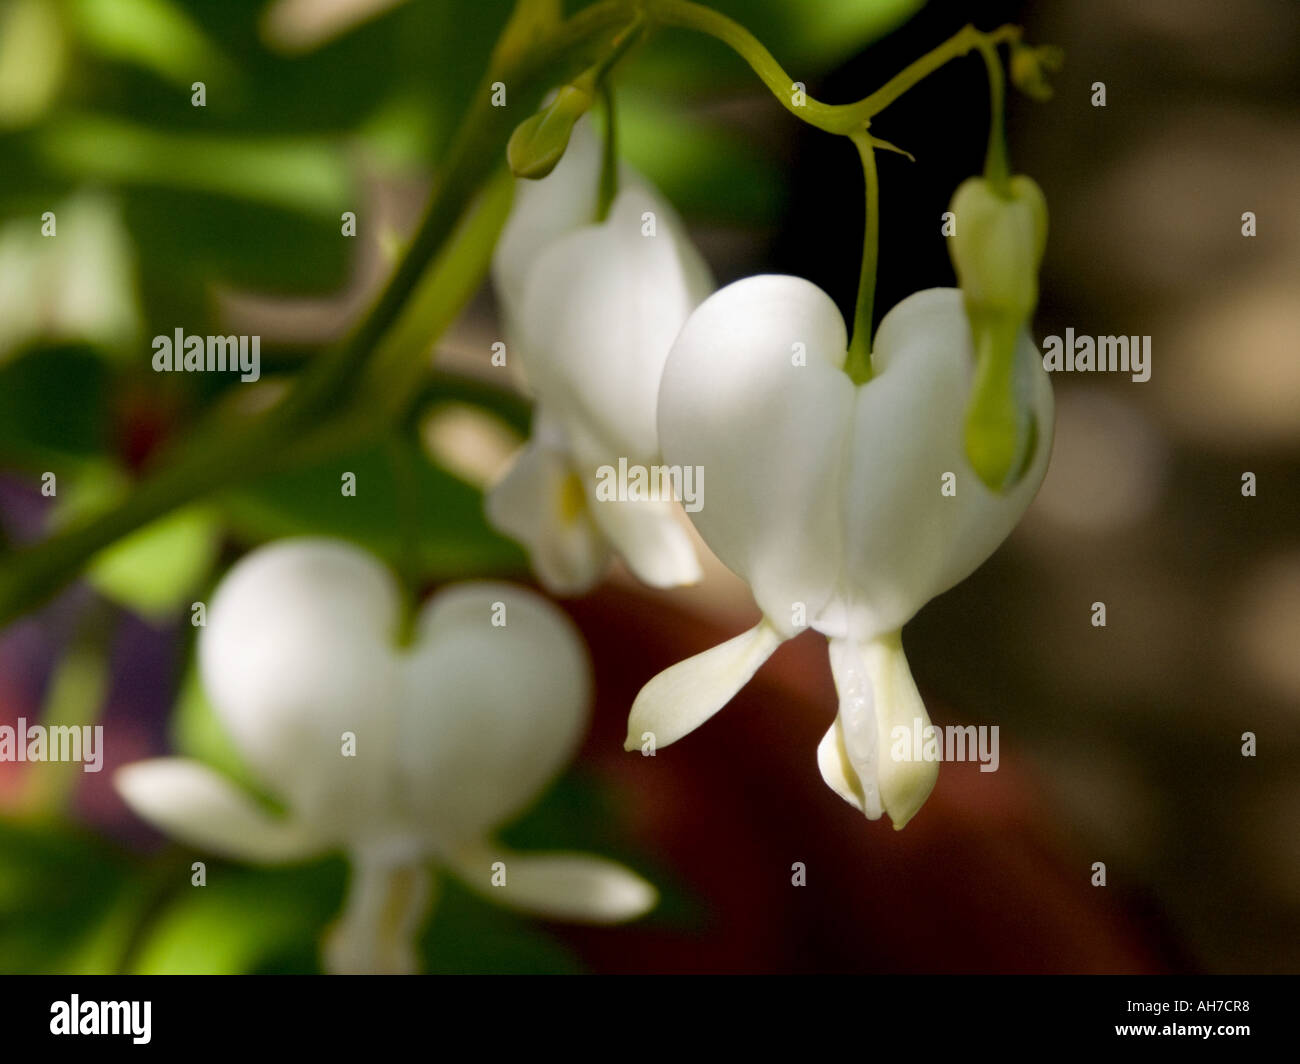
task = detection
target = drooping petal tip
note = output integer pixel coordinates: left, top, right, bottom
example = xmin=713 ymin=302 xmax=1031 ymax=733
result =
xmin=825 ymin=634 xmax=940 ymax=830
xmin=450 ymin=844 xmax=657 ymax=924
xmin=625 ymin=619 xmax=784 ymax=752
xmin=114 ymin=758 xmax=324 ymax=863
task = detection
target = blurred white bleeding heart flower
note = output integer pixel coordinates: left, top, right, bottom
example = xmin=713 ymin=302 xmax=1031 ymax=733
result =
xmin=116 ymin=538 xmax=655 ymax=974
xmin=626 ymin=279 xmax=1054 ymax=829
xmin=487 ymin=119 xmax=713 ymax=594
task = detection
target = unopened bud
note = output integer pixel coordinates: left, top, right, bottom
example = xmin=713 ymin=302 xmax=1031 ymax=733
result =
xmin=948 ymin=175 xmax=1047 ymax=315
xmin=1010 ymin=43 xmax=1064 ymax=102
xmin=507 ymin=84 xmax=593 ymax=180
xmin=948 ymin=175 xmax=1048 ymax=491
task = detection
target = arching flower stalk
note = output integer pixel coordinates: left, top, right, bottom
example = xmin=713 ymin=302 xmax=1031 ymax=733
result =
xmin=487 ymin=118 xmax=714 ymax=594
xmin=117 ymin=538 xmax=655 ymax=973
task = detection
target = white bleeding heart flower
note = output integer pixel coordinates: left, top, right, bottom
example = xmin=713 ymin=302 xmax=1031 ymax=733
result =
xmin=626 ymin=279 xmax=1054 ymax=829
xmin=115 ymin=538 xmax=655 ymax=974
xmin=487 ymin=119 xmax=714 ymax=594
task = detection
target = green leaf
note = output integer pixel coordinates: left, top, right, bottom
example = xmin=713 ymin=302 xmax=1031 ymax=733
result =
xmin=123 ymin=185 xmax=352 ymax=297
xmin=36 ymin=114 xmax=352 ymax=215
xmin=0 ymin=345 xmax=111 ymax=469
xmin=52 ymin=466 xmax=222 ymax=619
xmin=90 ymin=507 xmax=222 ymax=620
xmin=70 ymin=0 xmax=236 ymax=89
xmin=757 ymin=0 xmax=924 ymax=70
xmin=0 ymin=0 xmax=66 ymax=129
xmin=130 ymin=859 xmax=346 ymax=975
xmin=222 ymin=439 xmax=525 ymax=581
xmin=619 ymin=93 xmax=783 ymax=226
xmin=0 ymin=817 xmax=138 ymax=974
xmin=420 ymin=877 xmax=583 ymax=974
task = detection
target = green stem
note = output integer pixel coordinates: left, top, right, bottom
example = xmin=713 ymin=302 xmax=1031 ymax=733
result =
xmin=114 ymin=847 xmax=195 ymax=975
xmin=21 ymin=599 xmax=114 ymax=818
xmin=368 ymin=164 xmax=516 ymax=404
xmin=649 ymin=0 xmax=857 ymax=132
xmin=596 ymin=80 xmax=618 ymax=221
xmin=976 ymin=38 xmax=1010 ymax=192
xmin=575 ymin=16 xmax=641 ymax=221
xmin=843 ymin=132 xmax=879 ymax=385
xmin=642 ymin=4 xmax=1022 ymax=386
xmin=0 ymin=419 xmax=281 ymax=626
xmin=385 ymin=433 xmax=422 ymax=647
xmin=857 ymin=23 xmax=1020 ymax=116
xmin=649 ymin=3 xmax=1020 ymax=134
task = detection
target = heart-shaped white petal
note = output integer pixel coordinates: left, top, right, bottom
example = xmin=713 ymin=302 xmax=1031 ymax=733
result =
xmin=657 ymin=275 xmax=852 ymax=634
xmin=399 ymin=580 xmax=589 ymax=845
xmin=120 ymin=538 xmax=658 ymax=966
xmin=517 ymin=184 xmax=713 ymax=470
xmin=658 ymin=278 xmax=1053 ymax=642
xmin=198 ymin=538 xmax=401 ymax=844
xmin=831 ymin=286 xmax=1054 ymax=638
xmin=197 ymin=538 xmax=590 ymax=854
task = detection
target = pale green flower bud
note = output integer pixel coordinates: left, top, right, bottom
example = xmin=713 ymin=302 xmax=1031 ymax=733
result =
xmin=506 ymin=83 xmax=594 ymax=180
xmin=948 ymin=174 xmax=1047 ymax=317
xmin=948 ymin=175 xmax=1049 ymax=490
xmin=1010 ymin=43 xmax=1065 ymax=102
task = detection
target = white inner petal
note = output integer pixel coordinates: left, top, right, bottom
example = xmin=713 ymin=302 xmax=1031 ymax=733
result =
xmin=827 ymin=638 xmax=883 ymax=819
xmin=323 ymin=859 xmax=433 ymax=975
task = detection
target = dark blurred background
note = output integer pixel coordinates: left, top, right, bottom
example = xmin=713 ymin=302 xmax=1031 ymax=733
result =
xmin=776 ymin=0 xmax=1300 ymax=973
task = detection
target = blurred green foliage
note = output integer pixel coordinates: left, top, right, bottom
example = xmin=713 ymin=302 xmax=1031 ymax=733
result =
xmin=0 ymin=763 xmax=687 ymax=974
xmin=0 ymin=0 xmax=918 ymax=973
xmin=0 ymin=346 xmax=111 ymax=468
xmin=0 ymin=817 xmax=141 ymax=973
